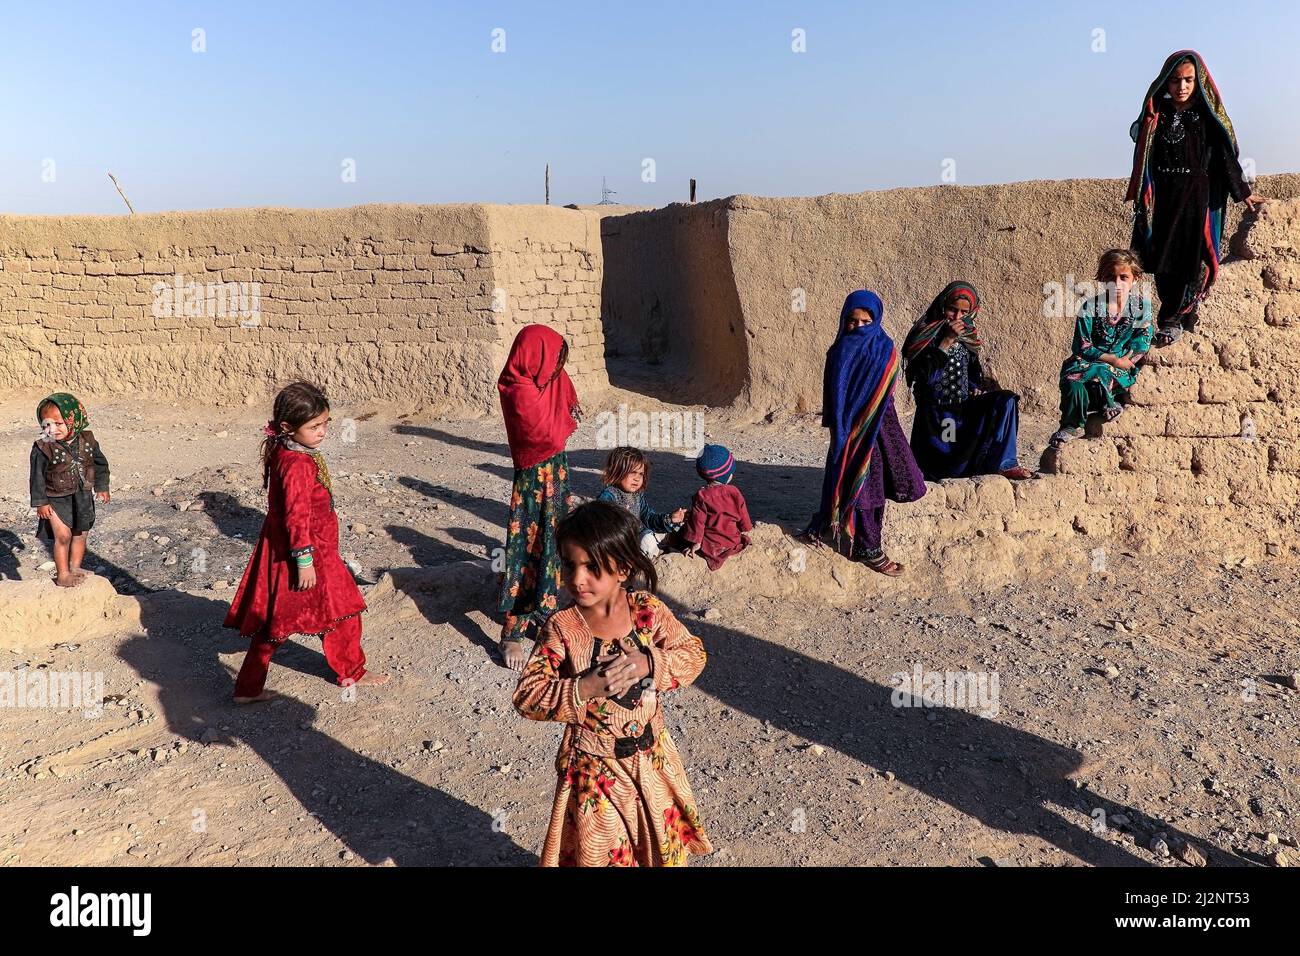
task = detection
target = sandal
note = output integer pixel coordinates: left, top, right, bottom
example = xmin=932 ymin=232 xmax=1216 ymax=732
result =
xmin=855 ymin=550 xmax=903 ymax=576
xmin=866 ymin=555 xmax=904 ymax=577
xmin=1102 ymin=403 xmax=1124 ymax=423
xmin=1049 ymin=427 xmax=1084 ymax=449
xmin=1153 ymin=326 xmax=1181 ymax=348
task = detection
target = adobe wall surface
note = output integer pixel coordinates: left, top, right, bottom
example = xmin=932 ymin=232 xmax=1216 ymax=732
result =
xmin=483 ymin=205 xmax=611 ymax=400
xmin=2 ymin=181 xmax=1297 ymax=572
xmin=669 ymin=174 xmax=1300 ymax=420
xmin=598 ymin=202 xmax=748 ymax=405
xmin=6 ymin=175 xmax=1296 ymax=424
xmin=1042 ymin=200 xmax=1300 ymax=560
xmin=661 ymin=199 xmax=1300 ymax=596
xmin=0 ymin=203 xmax=622 ymax=415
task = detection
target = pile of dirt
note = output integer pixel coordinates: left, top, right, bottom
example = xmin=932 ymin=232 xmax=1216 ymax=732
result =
xmin=0 ymin=576 xmax=140 ymax=648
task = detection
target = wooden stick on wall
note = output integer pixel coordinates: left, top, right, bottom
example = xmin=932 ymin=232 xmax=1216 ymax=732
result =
xmin=108 ymin=173 xmax=135 ymax=214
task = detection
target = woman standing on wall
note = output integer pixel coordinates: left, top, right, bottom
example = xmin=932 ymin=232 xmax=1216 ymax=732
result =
xmin=1127 ymin=49 xmax=1265 ymax=347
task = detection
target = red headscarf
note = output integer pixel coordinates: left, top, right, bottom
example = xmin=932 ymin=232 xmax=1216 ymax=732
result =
xmin=497 ymin=325 xmax=579 ymax=469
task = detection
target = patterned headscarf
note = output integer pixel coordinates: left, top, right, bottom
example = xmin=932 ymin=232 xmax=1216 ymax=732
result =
xmin=36 ymin=393 xmax=89 ymax=441
xmin=902 ymin=281 xmax=983 ymax=387
xmin=1127 ymin=50 xmax=1238 ymax=189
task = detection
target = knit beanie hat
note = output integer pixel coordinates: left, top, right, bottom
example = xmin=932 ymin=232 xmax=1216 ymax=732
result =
xmin=696 ymin=443 xmax=736 ymax=484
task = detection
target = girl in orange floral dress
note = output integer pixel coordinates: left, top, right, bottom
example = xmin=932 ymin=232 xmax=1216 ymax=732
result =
xmin=513 ymin=500 xmax=712 ymax=867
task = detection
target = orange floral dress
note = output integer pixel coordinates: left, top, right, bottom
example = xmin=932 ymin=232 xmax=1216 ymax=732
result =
xmin=512 ymin=590 xmax=713 ymax=866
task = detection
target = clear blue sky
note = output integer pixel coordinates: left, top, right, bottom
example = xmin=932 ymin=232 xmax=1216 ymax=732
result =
xmin=1 ymin=0 xmax=1295 ymax=213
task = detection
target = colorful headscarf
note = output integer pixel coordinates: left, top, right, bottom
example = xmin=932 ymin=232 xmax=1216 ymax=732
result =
xmin=806 ymin=291 xmax=899 ymax=547
xmin=1126 ymin=50 xmax=1239 ymax=313
xmin=36 ymin=392 xmax=89 ymax=441
xmin=497 ymin=324 xmax=579 ymax=469
xmin=902 ymin=281 xmax=983 ymax=387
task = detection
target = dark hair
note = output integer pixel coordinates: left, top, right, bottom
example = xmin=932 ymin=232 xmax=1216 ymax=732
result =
xmin=548 ymin=339 xmax=569 ymax=386
xmin=37 ymin=400 xmax=59 ymax=419
xmin=602 ymin=446 xmax=651 ymax=488
xmin=557 ymin=501 xmax=657 ymax=594
xmin=261 ymin=381 xmax=330 ymax=489
xmin=1095 ymin=248 xmax=1144 ymax=282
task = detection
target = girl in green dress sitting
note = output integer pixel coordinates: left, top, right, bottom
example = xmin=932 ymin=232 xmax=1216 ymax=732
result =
xmin=1049 ymin=249 xmax=1154 ymax=448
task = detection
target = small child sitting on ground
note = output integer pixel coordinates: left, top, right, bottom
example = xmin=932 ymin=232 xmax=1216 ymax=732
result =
xmin=597 ymin=446 xmax=686 ymax=558
xmin=679 ymin=444 xmax=752 ymax=571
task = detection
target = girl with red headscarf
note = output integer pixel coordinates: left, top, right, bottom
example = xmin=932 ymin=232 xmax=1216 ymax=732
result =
xmin=496 ymin=325 xmax=583 ymax=669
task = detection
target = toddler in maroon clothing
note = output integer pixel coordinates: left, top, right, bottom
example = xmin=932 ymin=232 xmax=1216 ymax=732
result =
xmin=680 ymin=444 xmax=752 ymax=571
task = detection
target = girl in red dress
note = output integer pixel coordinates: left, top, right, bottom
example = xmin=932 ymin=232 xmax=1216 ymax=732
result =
xmin=224 ymin=381 xmax=389 ymax=703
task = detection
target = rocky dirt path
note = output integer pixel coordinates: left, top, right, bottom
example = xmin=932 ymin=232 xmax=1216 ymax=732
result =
xmin=0 ymin=395 xmax=1295 ymax=866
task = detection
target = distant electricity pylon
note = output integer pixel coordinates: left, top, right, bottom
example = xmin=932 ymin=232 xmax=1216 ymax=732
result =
xmin=597 ymin=177 xmax=617 ymax=205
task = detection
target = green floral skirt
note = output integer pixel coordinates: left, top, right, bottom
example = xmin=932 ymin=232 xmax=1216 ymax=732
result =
xmin=497 ymin=451 xmax=570 ymax=642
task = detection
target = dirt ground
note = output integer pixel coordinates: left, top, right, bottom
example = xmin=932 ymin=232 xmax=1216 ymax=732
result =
xmin=0 ymin=385 xmax=1296 ymax=867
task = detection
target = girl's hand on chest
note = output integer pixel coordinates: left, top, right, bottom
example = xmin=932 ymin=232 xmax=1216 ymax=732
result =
xmin=581 ymin=645 xmax=651 ymax=701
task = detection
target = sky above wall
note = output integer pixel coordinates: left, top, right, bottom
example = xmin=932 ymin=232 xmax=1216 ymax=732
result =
xmin=1 ymin=0 xmax=1295 ymax=213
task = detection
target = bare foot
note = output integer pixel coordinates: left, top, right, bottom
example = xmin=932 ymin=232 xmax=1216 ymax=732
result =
xmin=69 ymin=568 xmax=89 ymax=579
xmin=501 ymin=640 xmax=528 ymax=671
xmin=55 ymin=572 xmax=84 ymax=588
xmin=234 ymin=690 xmax=279 ymax=705
xmin=355 ymin=672 xmax=391 ymax=687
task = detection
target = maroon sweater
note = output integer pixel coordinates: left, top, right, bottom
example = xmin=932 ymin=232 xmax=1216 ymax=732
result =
xmin=682 ymin=483 xmax=752 ymax=571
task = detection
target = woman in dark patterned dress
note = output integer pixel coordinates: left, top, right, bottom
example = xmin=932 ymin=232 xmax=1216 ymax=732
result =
xmin=802 ymin=290 xmax=927 ymax=576
xmin=1127 ymin=49 xmax=1265 ymax=346
xmin=496 ymin=325 xmax=583 ymax=670
xmin=902 ymin=281 xmax=1034 ymax=481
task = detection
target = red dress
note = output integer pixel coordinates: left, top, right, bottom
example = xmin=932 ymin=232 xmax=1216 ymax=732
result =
xmin=224 ymin=445 xmax=365 ymax=640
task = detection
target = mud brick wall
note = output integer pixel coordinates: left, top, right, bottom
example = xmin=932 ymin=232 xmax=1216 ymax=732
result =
xmin=603 ymin=174 xmax=1300 ymax=418
xmin=792 ymin=198 xmax=1300 ymax=585
xmin=3 ymin=193 xmax=1300 ymax=587
xmin=1040 ymin=198 xmax=1300 ymax=561
xmin=0 ymin=204 xmax=614 ymax=414
xmin=484 ymin=206 xmax=609 ymax=396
